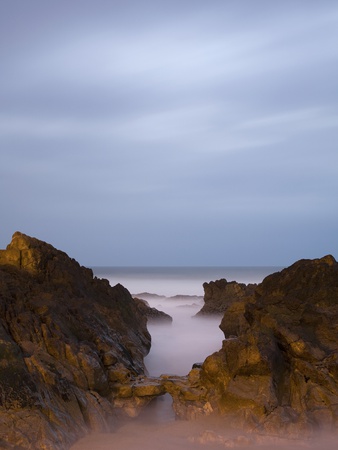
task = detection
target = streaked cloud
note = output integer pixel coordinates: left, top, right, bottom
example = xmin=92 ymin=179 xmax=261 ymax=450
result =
xmin=0 ymin=1 xmax=337 ymax=265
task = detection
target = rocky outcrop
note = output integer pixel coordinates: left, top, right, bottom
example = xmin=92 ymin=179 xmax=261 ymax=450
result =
xmin=2 ymin=234 xmax=338 ymax=446
xmin=169 ymin=256 xmax=338 ymax=439
xmin=112 ymin=376 xmax=166 ymax=417
xmin=133 ymin=298 xmax=172 ymax=323
xmin=0 ymin=232 xmax=151 ymax=449
xmin=196 ymin=278 xmax=256 ymax=316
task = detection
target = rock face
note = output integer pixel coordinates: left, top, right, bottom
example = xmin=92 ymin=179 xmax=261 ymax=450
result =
xmin=0 ymin=232 xmax=151 ymax=449
xmin=133 ymin=297 xmax=173 ymax=323
xmin=170 ymin=256 xmax=338 ymax=438
xmin=2 ymin=234 xmax=338 ymax=446
xmin=196 ymin=278 xmax=256 ymax=316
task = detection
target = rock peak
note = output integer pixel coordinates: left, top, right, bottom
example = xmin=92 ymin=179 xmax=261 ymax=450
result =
xmin=317 ymin=254 xmax=336 ymax=265
xmin=0 ymin=231 xmax=72 ymax=275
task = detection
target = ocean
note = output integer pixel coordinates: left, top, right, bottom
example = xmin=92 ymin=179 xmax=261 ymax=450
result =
xmin=90 ymin=266 xmax=283 ymax=377
xmin=91 ymin=266 xmax=281 ymax=297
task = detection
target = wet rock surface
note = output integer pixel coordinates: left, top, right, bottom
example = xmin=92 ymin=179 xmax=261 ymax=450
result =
xmin=171 ymin=255 xmax=338 ymax=439
xmin=0 ymin=232 xmax=151 ymax=449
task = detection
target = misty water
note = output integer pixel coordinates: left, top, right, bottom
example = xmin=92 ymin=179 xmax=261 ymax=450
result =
xmin=71 ymin=267 xmax=337 ymax=450
xmin=144 ymin=295 xmax=223 ymax=376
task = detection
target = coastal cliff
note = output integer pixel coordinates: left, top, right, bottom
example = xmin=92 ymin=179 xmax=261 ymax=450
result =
xmin=1 ymin=232 xmax=338 ymax=447
xmin=0 ymin=232 xmax=151 ymax=449
xmin=170 ymin=255 xmax=338 ymax=438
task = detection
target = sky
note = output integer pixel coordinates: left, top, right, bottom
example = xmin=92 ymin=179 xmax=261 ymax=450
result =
xmin=1 ymin=1 xmax=338 ymax=267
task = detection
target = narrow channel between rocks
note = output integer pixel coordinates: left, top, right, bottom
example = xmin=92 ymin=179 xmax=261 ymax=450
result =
xmin=71 ymin=294 xmax=226 ymax=449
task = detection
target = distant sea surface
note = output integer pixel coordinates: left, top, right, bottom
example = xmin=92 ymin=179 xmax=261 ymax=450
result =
xmin=91 ymin=266 xmax=284 ymax=297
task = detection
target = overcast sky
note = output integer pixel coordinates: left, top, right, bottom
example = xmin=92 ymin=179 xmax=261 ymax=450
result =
xmin=1 ymin=1 xmax=337 ymax=266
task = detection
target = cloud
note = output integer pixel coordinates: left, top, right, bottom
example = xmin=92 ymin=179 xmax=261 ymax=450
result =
xmin=236 ymin=107 xmax=338 ymax=139
xmin=0 ymin=1 xmax=338 ymax=265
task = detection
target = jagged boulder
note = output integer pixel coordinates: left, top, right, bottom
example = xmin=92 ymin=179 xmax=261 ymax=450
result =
xmin=170 ymin=256 xmax=338 ymax=439
xmin=0 ymin=232 xmax=151 ymax=449
xmin=133 ymin=297 xmax=173 ymax=323
xmin=196 ymin=278 xmax=256 ymax=316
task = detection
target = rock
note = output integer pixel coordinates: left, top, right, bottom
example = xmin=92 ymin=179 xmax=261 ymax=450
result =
xmin=0 ymin=232 xmax=151 ymax=449
xmin=112 ymin=376 xmax=166 ymax=417
xmin=3 ymin=234 xmax=337 ymax=445
xmin=170 ymin=256 xmax=338 ymax=439
xmin=160 ymin=373 xmax=211 ymax=420
xmin=196 ymin=278 xmax=256 ymax=316
xmin=192 ymin=362 xmax=203 ymax=369
xmin=133 ymin=292 xmax=167 ymax=301
xmin=133 ymin=297 xmax=173 ymax=323
xmin=169 ymin=294 xmax=203 ymax=302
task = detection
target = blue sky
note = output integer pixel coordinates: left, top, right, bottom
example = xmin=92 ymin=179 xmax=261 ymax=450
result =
xmin=1 ymin=1 xmax=337 ymax=266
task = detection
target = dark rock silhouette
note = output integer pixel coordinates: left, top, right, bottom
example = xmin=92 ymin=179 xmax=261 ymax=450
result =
xmin=133 ymin=297 xmax=173 ymax=323
xmin=196 ymin=278 xmax=256 ymax=316
xmin=0 ymin=232 xmax=151 ymax=449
